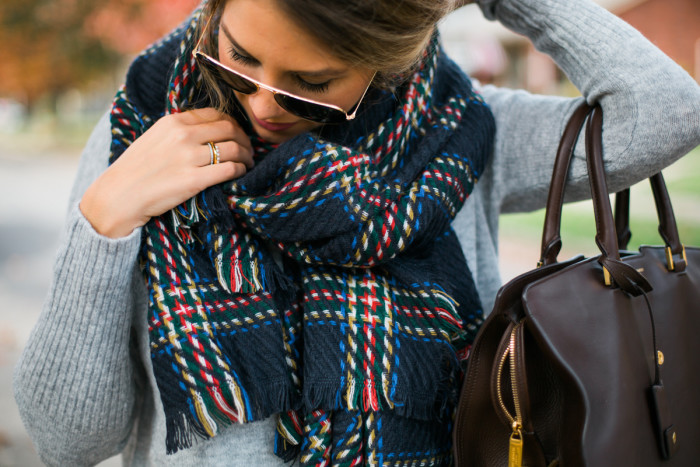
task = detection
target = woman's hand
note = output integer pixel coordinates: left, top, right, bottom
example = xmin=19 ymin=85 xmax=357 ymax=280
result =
xmin=80 ymin=108 xmax=254 ymax=238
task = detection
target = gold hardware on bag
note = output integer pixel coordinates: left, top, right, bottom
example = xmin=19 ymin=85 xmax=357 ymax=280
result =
xmin=497 ymin=324 xmax=525 ymax=467
xmin=509 ymin=426 xmax=524 ymax=467
xmin=665 ymin=245 xmax=688 ymax=271
xmin=657 ymin=350 xmax=665 ymax=365
xmin=603 ymin=266 xmax=612 ymax=286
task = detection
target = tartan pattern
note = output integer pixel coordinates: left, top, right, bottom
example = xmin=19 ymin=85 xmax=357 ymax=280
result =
xmin=289 ymin=409 xmax=455 ymax=467
xmin=109 ymin=6 xmax=494 ymax=465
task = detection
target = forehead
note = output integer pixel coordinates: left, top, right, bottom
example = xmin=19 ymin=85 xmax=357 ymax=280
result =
xmin=220 ymin=0 xmax=347 ymax=72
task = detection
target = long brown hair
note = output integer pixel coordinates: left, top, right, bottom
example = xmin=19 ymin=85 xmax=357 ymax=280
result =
xmin=196 ymin=0 xmax=461 ymax=114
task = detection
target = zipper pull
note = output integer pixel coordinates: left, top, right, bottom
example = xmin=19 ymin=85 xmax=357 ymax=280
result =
xmin=508 ymin=424 xmax=523 ymax=467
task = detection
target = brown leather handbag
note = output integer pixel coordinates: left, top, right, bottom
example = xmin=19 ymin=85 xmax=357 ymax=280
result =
xmin=453 ymin=103 xmax=700 ymax=467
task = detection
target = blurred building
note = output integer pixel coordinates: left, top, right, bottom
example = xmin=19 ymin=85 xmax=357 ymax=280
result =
xmin=441 ymin=0 xmax=700 ymax=94
xmin=613 ymin=0 xmax=700 ymax=78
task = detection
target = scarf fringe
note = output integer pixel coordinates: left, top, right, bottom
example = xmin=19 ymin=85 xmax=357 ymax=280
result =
xmin=216 ymin=258 xmax=262 ymax=294
xmin=200 ymin=186 xmax=235 ymax=229
xmin=165 ymin=412 xmax=202 ymax=454
xmin=154 ymin=330 xmax=299 ymax=454
xmin=274 ymin=433 xmax=301 ymax=463
xmin=170 ymin=186 xmax=236 ymax=245
xmin=162 ymin=380 xmax=300 ymax=454
xmin=214 ymin=254 xmax=296 ymax=298
xmin=274 ymin=410 xmax=305 ymax=462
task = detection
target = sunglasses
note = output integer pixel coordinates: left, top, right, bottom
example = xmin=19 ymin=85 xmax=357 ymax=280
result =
xmin=193 ymin=16 xmax=375 ymax=124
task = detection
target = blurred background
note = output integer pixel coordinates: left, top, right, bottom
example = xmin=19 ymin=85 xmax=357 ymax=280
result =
xmin=0 ymin=0 xmax=698 ymax=465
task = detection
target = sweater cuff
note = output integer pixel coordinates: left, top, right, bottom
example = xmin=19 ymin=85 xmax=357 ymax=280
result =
xmin=69 ymin=201 xmax=143 ymax=262
xmin=61 ymin=203 xmax=143 ymax=292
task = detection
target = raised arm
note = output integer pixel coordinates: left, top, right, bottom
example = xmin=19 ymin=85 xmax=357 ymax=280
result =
xmin=474 ymin=0 xmax=700 ymax=213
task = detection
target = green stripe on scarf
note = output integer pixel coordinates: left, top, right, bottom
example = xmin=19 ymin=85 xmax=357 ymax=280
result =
xmin=109 ymin=6 xmax=494 ymax=465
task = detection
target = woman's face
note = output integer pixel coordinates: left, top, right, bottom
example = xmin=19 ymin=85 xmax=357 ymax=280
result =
xmin=217 ymin=0 xmax=374 ymax=144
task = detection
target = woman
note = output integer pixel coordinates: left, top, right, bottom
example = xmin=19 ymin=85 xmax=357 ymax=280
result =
xmin=14 ymin=0 xmax=699 ymax=465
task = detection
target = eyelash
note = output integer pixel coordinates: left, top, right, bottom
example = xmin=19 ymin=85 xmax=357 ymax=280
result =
xmin=227 ymin=46 xmax=330 ymax=94
xmin=228 ymin=47 xmax=257 ymax=67
xmin=295 ymin=78 xmax=329 ymax=94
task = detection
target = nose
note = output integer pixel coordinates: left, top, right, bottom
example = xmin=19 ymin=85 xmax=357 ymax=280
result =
xmin=246 ymin=87 xmax=288 ymax=121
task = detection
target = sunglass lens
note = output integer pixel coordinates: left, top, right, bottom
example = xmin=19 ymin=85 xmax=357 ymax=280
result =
xmin=197 ymin=54 xmax=258 ymax=94
xmin=196 ymin=52 xmax=352 ymax=124
xmin=274 ymin=94 xmax=346 ymax=124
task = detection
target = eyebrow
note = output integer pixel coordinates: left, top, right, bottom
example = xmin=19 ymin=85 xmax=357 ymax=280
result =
xmin=219 ymin=23 xmax=348 ymax=78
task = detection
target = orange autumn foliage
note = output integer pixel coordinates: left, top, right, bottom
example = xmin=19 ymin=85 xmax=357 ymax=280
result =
xmin=0 ymin=0 xmax=198 ymax=105
xmin=84 ymin=0 xmax=199 ymax=55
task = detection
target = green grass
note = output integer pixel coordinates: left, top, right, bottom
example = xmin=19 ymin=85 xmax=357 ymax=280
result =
xmin=500 ymin=146 xmax=700 ymax=258
xmin=660 ymin=145 xmax=700 ymax=195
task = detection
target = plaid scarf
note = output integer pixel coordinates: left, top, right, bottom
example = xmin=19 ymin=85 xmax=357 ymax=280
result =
xmin=109 ymin=7 xmax=494 ymax=466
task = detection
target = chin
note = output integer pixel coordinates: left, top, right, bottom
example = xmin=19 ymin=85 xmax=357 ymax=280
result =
xmin=254 ymin=127 xmax=294 ymax=144
xmin=253 ymin=121 xmax=319 ymax=144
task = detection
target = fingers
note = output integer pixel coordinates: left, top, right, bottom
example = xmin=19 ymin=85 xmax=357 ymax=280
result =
xmin=197 ymin=118 xmax=253 ymax=152
xmin=176 ymin=107 xmax=228 ymax=124
xmin=178 ymin=108 xmax=251 ymax=148
xmin=196 ymin=140 xmax=254 ymax=169
xmin=178 ymin=108 xmax=254 ymax=167
xmin=214 ymin=140 xmax=255 ymax=169
xmin=169 ymin=108 xmax=253 ymax=168
xmin=86 ymin=108 xmax=255 ymax=238
xmin=197 ymin=161 xmax=249 ymax=189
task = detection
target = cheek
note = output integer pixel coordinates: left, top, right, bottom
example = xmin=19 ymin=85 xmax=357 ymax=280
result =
xmin=340 ymin=86 xmax=364 ymax=109
xmin=232 ymin=91 xmax=251 ymax=117
xmin=233 ymin=90 xmax=248 ymax=107
xmin=217 ymin=36 xmax=226 ymax=61
xmin=334 ymin=74 xmax=374 ymax=111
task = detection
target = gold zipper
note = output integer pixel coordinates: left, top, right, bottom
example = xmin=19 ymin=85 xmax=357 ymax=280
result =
xmin=509 ymin=428 xmax=524 ymax=467
xmin=496 ymin=323 xmax=524 ymax=467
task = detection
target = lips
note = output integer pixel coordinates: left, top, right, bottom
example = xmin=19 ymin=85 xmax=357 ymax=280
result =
xmin=252 ymin=114 xmax=297 ymax=132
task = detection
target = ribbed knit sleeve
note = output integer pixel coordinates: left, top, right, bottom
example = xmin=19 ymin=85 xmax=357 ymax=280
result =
xmin=13 ymin=207 xmax=142 ymax=465
xmin=13 ymin=114 xmax=144 ymax=466
xmin=474 ymin=0 xmax=700 ymax=213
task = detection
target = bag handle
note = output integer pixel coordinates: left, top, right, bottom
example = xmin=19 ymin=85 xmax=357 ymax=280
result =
xmin=614 ymin=176 xmax=687 ymax=272
xmin=584 ymin=105 xmax=652 ymax=294
xmin=538 ymin=103 xmax=652 ymax=294
xmin=613 ymin=188 xmax=632 ymax=250
xmin=540 ymin=103 xmax=687 ymax=269
xmin=539 ymin=102 xmax=595 ymax=267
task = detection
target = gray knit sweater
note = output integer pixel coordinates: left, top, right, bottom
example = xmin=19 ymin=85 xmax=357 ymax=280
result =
xmin=14 ymin=0 xmax=700 ymax=465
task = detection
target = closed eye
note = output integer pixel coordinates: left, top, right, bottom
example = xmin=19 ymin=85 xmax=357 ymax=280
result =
xmin=220 ymin=24 xmax=337 ymax=96
xmin=228 ymin=46 xmax=258 ymax=67
xmin=294 ymin=75 xmax=330 ymax=93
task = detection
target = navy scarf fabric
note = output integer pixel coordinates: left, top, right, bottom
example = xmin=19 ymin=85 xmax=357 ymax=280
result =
xmin=109 ymin=9 xmax=494 ymax=465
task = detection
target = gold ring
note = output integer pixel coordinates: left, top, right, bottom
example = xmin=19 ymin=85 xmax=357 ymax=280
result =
xmin=212 ymin=142 xmax=220 ymax=164
xmin=207 ymin=142 xmax=215 ymax=165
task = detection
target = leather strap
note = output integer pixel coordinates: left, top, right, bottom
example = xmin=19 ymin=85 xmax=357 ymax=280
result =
xmin=650 ymin=174 xmax=687 ymax=271
xmin=613 ymin=175 xmax=686 ymax=271
xmin=614 ymin=188 xmax=632 ymax=250
xmin=539 ymin=102 xmax=595 ymax=266
xmin=538 ymin=102 xmax=652 ymax=294
xmin=584 ymin=106 xmax=652 ymax=294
